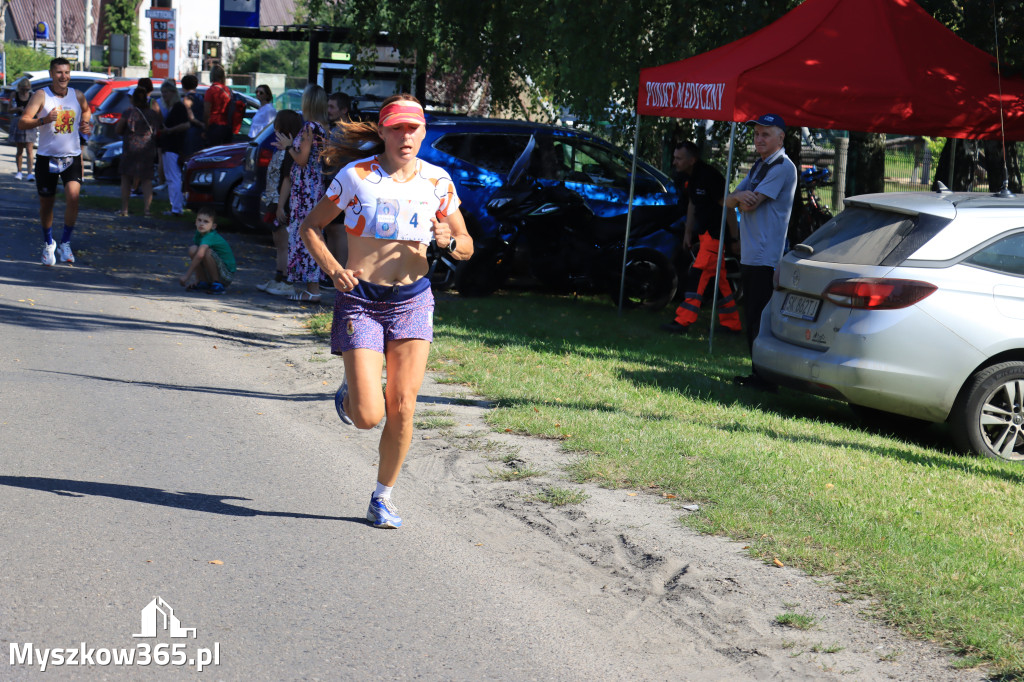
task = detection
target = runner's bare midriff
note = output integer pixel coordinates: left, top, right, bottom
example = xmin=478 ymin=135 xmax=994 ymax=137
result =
xmin=345 ymin=234 xmax=429 ymax=286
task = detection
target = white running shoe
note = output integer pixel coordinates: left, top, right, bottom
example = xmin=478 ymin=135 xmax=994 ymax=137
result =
xmin=15 ymin=171 xmax=23 ymax=180
xmin=56 ymin=242 xmax=75 ymax=263
xmin=41 ymin=241 xmax=57 ymax=266
xmin=26 ymin=173 xmax=35 ymax=181
xmin=264 ymin=280 xmax=294 ymax=297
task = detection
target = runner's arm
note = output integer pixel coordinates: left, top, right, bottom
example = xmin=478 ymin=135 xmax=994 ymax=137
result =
xmin=77 ymin=89 xmax=92 ymax=135
xmin=299 ymin=197 xmax=361 ymax=288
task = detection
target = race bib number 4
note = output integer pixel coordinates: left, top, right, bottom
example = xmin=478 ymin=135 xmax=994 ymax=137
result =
xmin=373 ymin=198 xmax=433 ymax=242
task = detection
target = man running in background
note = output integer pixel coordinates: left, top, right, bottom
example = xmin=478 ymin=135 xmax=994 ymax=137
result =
xmin=19 ymin=57 xmax=92 ymax=266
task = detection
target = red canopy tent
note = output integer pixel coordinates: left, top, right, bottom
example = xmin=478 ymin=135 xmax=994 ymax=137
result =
xmin=620 ymin=0 xmax=1021 ymax=335
xmin=636 ymin=0 xmax=1024 ymax=139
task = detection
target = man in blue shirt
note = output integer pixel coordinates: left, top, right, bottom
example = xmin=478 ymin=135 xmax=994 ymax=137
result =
xmin=725 ymin=113 xmax=797 ymax=391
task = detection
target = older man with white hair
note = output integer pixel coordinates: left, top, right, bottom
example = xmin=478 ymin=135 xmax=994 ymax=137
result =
xmin=725 ymin=113 xmax=797 ymax=391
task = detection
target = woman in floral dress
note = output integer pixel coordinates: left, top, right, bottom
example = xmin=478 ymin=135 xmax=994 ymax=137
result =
xmin=276 ymin=84 xmax=330 ymax=302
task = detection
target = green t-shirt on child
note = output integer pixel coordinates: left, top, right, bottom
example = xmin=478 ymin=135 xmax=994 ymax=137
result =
xmin=194 ymin=230 xmax=236 ymax=273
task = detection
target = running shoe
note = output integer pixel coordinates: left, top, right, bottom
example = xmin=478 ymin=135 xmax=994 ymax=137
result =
xmin=14 ymin=171 xmax=23 ymax=180
xmin=56 ymin=242 xmax=75 ymax=263
xmin=26 ymin=173 xmax=35 ymax=181
xmin=334 ymin=381 xmax=354 ymax=426
xmin=41 ymin=241 xmax=56 ymax=266
xmin=208 ymin=282 xmax=226 ymax=295
xmin=256 ymin=278 xmax=274 ymax=292
xmin=366 ymin=495 xmax=402 ymax=529
xmin=265 ymin=280 xmax=294 ymax=297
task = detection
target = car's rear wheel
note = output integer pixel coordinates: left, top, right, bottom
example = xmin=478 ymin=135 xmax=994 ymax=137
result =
xmin=951 ymin=361 xmax=1024 ymax=462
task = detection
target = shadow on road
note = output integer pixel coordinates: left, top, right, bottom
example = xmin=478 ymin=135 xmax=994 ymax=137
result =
xmin=28 ymin=369 xmax=328 ymax=402
xmin=0 ymin=475 xmax=367 ymax=524
xmin=0 ymin=300 xmax=292 ymax=349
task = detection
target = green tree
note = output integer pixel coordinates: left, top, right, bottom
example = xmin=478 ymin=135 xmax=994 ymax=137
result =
xmin=2 ymin=41 xmax=54 ymax=78
xmin=312 ymin=0 xmax=1023 ymax=188
xmin=230 ymin=36 xmax=309 ymax=77
xmin=103 ymin=0 xmax=144 ymax=67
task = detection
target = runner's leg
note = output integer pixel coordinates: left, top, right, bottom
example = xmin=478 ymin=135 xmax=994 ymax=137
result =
xmin=376 ymin=338 xmax=430 ymax=487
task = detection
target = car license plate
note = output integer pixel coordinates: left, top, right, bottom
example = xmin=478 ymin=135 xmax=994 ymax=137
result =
xmin=781 ymin=293 xmax=821 ymax=321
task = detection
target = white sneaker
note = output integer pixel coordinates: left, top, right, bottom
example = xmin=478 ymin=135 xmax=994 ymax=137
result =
xmin=26 ymin=173 xmax=35 ymax=181
xmin=265 ymin=280 xmax=294 ymax=297
xmin=15 ymin=172 xmax=23 ymax=180
xmin=56 ymin=242 xmax=75 ymax=263
xmin=41 ymin=241 xmax=57 ymax=266
xmin=255 ymin=278 xmax=274 ymax=292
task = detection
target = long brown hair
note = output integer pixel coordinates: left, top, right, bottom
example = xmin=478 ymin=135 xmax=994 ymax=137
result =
xmin=320 ymin=93 xmax=421 ymax=169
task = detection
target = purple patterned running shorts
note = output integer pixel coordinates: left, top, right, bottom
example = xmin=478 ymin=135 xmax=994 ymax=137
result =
xmin=331 ymin=278 xmax=434 ymax=355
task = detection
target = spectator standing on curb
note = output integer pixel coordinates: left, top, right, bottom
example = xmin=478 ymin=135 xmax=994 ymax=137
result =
xmin=180 ymin=74 xmax=205 ymax=163
xmin=725 ymin=114 xmax=797 ymax=391
xmin=299 ymin=94 xmax=473 ymax=529
xmin=203 ymin=65 xmax=233 ymax=147
xmin=116 ymin=87 xmax=164 ymax=218
xmin=158 ymin=79 xmax=189 ymax=216
xmin=276 ymin=84 xmax=330 ymax=303
xmin=249 ymin=84 xmax=277 ymax=138
xmin=19 ymin=58 xmax=93 ymax=266
xmin=256 ymin=109 xmax=303 ymax=297
xmin=10 ymin=79 xmax=38 ymax=181
xmin=660 ymin=141 xmax=742 ymax=335
xmin=323 ymin=91 xmax=353 ymax=274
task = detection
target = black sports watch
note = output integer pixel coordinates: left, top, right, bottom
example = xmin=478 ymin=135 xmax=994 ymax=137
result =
xmin=446 ymin=238 xmax=458 ymax=254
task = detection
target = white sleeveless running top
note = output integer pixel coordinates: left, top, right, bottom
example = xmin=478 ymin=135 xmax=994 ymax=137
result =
xmin=36 ymin=87 xmax=82 ymax=157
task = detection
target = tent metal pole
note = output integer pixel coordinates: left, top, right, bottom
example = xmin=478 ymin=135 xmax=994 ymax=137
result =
xmin=618 ymin=109 xmax=642 ymax=316
xmin=708 ymin=121 xmax=738 ymax=354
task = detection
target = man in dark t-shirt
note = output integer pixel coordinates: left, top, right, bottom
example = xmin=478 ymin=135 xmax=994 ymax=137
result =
xmin=661 ymin=142 xmax=741 ymax=334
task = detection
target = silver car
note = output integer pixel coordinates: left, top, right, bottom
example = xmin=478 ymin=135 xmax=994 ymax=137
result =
xmin=752 ymin=189 xmax=1024 ymax=463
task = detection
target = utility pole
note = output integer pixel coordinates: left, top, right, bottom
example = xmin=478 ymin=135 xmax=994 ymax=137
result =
xmin=55 ymin=0 xmax=62 ymax=59
xmin=84 ymin=0 xmax=93 ymax=68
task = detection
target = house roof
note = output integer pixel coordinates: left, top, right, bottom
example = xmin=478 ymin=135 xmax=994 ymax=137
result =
xmin=7 ymin=0 xmax=104 ymax=45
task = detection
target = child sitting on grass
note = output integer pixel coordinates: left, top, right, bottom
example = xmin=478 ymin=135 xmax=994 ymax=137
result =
xmin=179 ymin=205 xmax=236 ymax=294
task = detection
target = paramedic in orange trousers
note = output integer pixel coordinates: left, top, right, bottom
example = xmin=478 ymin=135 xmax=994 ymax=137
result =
xmin=660 ymin=141 xmax=741 ymax=334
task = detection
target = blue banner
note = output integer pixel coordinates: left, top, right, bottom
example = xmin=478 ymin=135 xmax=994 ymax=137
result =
xmin=220 ymin=0 xmax=260 ymax=29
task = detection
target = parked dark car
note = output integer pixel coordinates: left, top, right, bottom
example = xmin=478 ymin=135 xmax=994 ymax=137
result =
xmin=229 ymin=121 xmax=280 ymax=228
xmin=229 ymin=113 xmax=681 ymax=251
xmin=2 ymin=71 xmax=110 ymax=133
xmin=183 ymin=142 xmax=250 ymax=215
xmin=90 ymin=140 xmax=124 ymax=181
xmin=86 ymin=85 xmax=258 ymax=164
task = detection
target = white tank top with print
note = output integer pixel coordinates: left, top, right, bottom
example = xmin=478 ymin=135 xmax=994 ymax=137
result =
xmin=36 ymin=87 xmax=82 ymax=157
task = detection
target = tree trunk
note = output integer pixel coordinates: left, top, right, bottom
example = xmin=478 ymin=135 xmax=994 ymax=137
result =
xmin=931 ymin=139 xmax=975 ymax=191
xmin=983 ymin=140 xmax=1022 ymax=193
xmin=845 ymin=132 xmax=886 ymax=197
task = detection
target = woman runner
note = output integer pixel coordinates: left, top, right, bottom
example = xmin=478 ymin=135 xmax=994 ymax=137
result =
xmin=299 ymin=94 xmax=473 ymax=528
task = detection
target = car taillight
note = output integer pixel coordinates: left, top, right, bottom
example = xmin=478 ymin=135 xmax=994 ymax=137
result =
xmin=97 ymin=112 xmax=121 ymax=125
xmin=257 ymin=147 xmax=273 ymax=167
xmin=822 ymin=278 xmax=937 ymax=310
